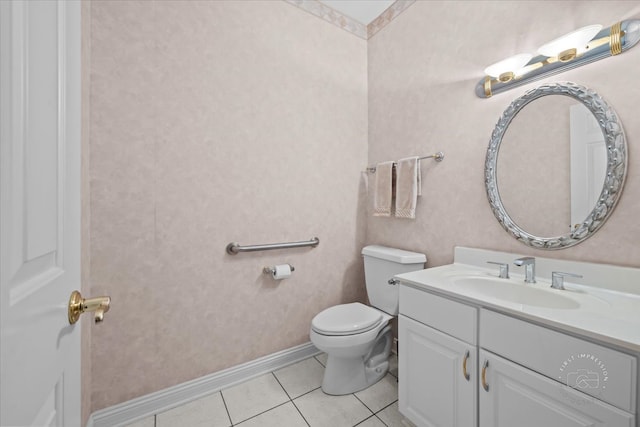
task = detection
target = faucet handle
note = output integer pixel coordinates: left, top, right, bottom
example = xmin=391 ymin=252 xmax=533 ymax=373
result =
xmin=487 ymin=261 xmax=509 ymax=278
xmin=551 ymin=271 xmax=583 ymax=290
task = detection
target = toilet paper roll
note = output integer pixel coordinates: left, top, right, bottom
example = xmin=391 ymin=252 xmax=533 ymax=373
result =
xmin=272 ymin=264 xmax=292 ymax=280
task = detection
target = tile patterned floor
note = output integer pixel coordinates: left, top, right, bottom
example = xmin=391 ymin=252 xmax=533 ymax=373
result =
xmin=124 ymin=353 xmax=415 ymax=427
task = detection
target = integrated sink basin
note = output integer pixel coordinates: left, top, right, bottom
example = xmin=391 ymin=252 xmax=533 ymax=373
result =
xmin=394 ymin=247 xmax=640 ymax=353
xmin=449 ymin=276 xmax=580 ymax=309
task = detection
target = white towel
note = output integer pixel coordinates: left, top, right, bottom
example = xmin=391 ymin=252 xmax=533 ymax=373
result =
xmin=373 ymin=161 xmax=394 ymax=217
xmin=395 ymin=157 xmax=421 ymax=219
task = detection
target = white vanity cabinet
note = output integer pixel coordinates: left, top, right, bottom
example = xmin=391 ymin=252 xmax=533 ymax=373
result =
xmin=398 ymin=283 xmax=637 ymax=427
xmin=398 ymin=285 xmax=477 ymax=427
xmin=399 ymin=316 xmax=476 ymax=426
xmin=479 ymin=349 xmax=634 ymax=427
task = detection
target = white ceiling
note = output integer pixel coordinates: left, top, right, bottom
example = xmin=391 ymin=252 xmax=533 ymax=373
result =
xmin=318 ymin=0 xmax=395 ymax=25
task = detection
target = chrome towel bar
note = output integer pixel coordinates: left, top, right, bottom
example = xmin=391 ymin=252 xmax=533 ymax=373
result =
xmin=365 ymin=151 xmax=444 ymax=173
xmin=226 ymin=237 xmax=320 ymax=255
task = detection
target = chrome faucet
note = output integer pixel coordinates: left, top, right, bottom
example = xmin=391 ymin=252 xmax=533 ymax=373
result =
xmin=514 ymin=257 xmax=536 ymax=283
xmin=551 ymin=271 xmax=583 ymax=290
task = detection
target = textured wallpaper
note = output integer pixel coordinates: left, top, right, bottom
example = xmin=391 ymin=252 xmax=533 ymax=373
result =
xmin=367 ymin=1 xmax=640 ymax=268
xmin=88 ymin=0 xmax=367 ymax=410
xmin=85 ymin=0 xmax=640 ymax=414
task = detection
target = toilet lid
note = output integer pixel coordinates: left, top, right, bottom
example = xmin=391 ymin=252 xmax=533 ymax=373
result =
xmin=311 ymin=303 xmax=383 ymax=336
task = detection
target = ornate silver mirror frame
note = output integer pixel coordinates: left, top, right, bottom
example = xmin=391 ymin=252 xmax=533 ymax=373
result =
xmin=485 ymin=82 xmax=627 ymax=249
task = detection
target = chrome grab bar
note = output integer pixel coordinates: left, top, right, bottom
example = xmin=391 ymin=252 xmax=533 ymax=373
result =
xmin=226 ymin=237 xmax=319 ymax=255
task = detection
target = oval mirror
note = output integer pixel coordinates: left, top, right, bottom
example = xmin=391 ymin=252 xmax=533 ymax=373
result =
xmin=485 ymin=82 xmax=627 ymax=249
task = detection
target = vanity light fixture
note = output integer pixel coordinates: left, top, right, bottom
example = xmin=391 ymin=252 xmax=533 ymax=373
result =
xmin=537 ymin=24 xmax=603 ymax=62
xmin=484 ymin=54 xmax=533 ymax=83
xmin=476 ymin=19 xmax=640 ymax=98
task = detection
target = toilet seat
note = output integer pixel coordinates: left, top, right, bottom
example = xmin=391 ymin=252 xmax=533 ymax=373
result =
xmin=311 ymin=303 xmax=382 ymax=336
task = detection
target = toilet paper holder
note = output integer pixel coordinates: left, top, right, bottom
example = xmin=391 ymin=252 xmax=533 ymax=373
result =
xmin=263 ymin=264 xmax=295 ymax=275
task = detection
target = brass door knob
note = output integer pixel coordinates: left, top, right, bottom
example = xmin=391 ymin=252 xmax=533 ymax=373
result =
xmin=68 ymin=290 xmax=111 ymax=324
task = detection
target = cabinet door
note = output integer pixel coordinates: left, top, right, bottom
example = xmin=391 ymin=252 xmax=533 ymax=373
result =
xmin=399 ymin=315 xmax=476 ymax=427
xmin=479 ymin=350 xmax=634 ymax=427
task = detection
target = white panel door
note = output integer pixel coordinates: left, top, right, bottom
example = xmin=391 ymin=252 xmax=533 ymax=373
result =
xmin=479 ymin=350 xmax=634 ymax=427
xmin=570 ymin=103 xmax=607 ymax=230
xmin=1 ymin=1 xmax=81 ymax=426
xmin=399 ymin=315 xmax=477 ymax=427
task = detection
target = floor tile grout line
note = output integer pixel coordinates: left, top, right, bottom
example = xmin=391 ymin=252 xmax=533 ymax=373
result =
xmin=353 ymin=414 xmax=387 ymax=427
xmin=291 ymin=385 xmax=322 ymax=400
xmin=371 ymin=399 xmax=399 ymax=427
xmin=271 ymin=371 xmax=293 ymax=401
xmin=231 ymin=400 xmax=293 ymax=426
xmin=375 ymin=398 xmax=399 ymax=415
xmin=375 ymin=413 xmax=391 ymax=427
xmin=310 ymin=355 xmax=326 ymax=368
xmin=225 ymin=373 xmax=292 ymax=425
xmin=314 ymin=354 xmax=326 ymax=367
xmin=352 ymin=392 xmax=377 ymax=416
xmin=290 ymin=397 xmax=312 ymax=427
xmin=219 ymin=390 xmax=233 ymax=426
xmin=350 ymin=392 xmax=379 ymax=426
xmin=139 ymin=353 xmax=403 ymax=427
xmin=272 ymin=371 xmax=311 ymax=426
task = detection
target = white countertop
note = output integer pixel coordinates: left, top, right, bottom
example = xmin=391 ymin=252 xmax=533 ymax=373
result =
xmin=395 ymin=247 xmax=640 ymax=354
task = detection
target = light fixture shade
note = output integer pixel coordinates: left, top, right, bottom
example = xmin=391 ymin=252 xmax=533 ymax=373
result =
xmin=484 ymin=53 xmax=533 ymax=78
xmin=538 ymin=24 xmax=603 ymax=57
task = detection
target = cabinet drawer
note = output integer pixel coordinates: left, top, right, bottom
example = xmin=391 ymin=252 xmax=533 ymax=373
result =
xmin=400 ymin=284 xmax=477 ymax=345
xmin=480 ymin=309 xmax=637 ymax=413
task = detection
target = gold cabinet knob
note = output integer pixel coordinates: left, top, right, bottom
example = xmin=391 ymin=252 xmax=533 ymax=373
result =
xmin=68 ymin=290 xmax=111 ymax=325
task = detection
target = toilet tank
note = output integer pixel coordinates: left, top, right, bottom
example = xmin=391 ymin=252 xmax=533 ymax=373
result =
xmin=362 ymin=245 xmax=426 ymax=315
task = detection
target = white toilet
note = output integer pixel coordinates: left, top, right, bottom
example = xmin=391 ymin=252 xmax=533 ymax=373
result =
xmin=310 ymin=245 xmax=426 ymax=395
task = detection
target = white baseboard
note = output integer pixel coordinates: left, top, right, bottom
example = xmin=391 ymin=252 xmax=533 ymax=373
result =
xmin=87 ymin=342 xmax=320 ymax=427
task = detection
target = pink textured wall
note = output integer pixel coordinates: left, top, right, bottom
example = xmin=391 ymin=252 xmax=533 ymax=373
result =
xmin=88 ymin=0 xmax=367 ymax=410
xmin=85 ymin=0 xmax=640 ymax=414
xmin=367 ymin=1 xmax=640 ymax=268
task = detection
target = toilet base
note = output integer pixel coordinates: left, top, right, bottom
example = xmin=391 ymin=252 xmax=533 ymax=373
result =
xmin=321 ymin=325 xmax=393 ymax=395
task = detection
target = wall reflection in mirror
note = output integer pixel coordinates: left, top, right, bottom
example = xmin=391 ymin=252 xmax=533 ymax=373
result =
xmin=485 ymin=82 xmax=626 ymax=249
xmin=497 ymin=96 xmax=606 ymax=237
